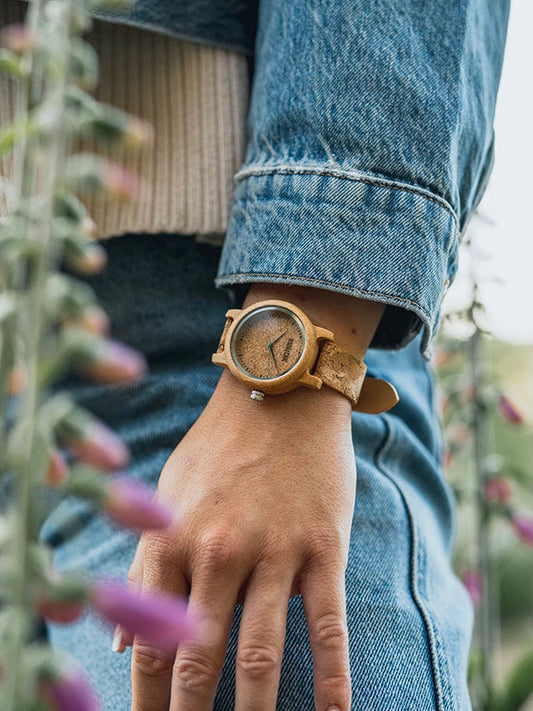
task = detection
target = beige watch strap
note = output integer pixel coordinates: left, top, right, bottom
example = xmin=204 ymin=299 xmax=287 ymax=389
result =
xmin=314 ymin=340 xmax=399 ymax=413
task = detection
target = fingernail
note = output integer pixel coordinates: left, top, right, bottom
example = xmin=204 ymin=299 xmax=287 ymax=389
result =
xmin=111 ymin=626 xmax=125 ymax=653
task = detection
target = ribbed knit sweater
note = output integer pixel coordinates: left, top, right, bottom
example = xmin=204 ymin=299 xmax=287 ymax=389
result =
xmin=0 ymin=0 xmax=249 ymax=245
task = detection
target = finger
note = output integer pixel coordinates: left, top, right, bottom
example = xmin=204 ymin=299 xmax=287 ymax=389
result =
xmin=235 ymin=563 xmax=292 ymax=711
xmin=301 ymin=564 xmax=351 ymax=711
xmin=170 ymin=546 xmax=244 ymax=710
xmin=131 ymin=539 xmax=188 ymax=711
xmin=114 ymin=535 xmax=146 ymax=651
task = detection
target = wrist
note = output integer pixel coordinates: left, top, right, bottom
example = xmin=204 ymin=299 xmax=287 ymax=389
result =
xmin=243 ymin=283 xmax=384 ymax=360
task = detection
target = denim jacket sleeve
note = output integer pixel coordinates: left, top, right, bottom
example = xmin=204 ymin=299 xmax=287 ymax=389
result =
xmin=214 ymin=0 xmax=510 ymax=357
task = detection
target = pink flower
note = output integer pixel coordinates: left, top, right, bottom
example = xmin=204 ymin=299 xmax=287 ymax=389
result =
xmin=90 ymin=580 xmax=196 ymax=651
xmin=45 ymin=449 xmax=69 ymax=487
xmin=497 ymin=395 xmax=523 ymax=425
xmin=461 ymin=569 xmax=483 ymax=608
xmin=484 ymin=477 xmax=512 ymax=504
xmin=511 ymin=514 xmax=533 ymax=547
xmin=81 ymin=339 xmax=148 ymax=384
xmin=103 ymin=477 xmax=174 ymax=530
xmin=67 ymin=420 xmax=130 ymax=471
xmin=102 ymin=161 xmax=140 ymax=201
xmin=38 ymin=666 xmax=99 ymax=711
xmin=65 ymin=242 xmax=108 ymax=276
xmin=36 ymin=599 xmax=85 ymax=625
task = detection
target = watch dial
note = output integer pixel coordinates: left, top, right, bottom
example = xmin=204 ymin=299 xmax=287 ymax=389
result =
xmin=230 ymin=306 xmax=306 ymax=380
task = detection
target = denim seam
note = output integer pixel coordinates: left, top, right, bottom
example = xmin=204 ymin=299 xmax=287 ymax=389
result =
xmin=375 ymin=416 xmax=446 ymax=711
xmin=235 ymin=165 xmax=459 ymax=240
xmin=215 ymin=271 xmax=431 ymax=321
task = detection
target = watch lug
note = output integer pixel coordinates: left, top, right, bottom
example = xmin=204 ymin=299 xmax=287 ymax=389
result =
xmin=212 ymin=352 xmax=227 ymax=366
xmin=224 ymin=309 xmax=241 ymax=319
xmin=315 ymin=326 xmax=334 ymax=341
xmin=299 ymin=372 xmax=323 ymax=390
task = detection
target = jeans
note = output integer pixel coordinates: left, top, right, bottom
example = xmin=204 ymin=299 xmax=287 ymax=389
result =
xmin=41 ymin=233 xmax=473 ymax=710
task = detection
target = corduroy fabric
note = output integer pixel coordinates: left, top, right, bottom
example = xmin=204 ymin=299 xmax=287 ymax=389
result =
xmin=0 ymin=0 xmax=249 ymax=244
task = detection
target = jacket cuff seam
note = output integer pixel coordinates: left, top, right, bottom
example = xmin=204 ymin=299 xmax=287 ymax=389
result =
xmin=236 ymin=165 xmax=458 ymax=236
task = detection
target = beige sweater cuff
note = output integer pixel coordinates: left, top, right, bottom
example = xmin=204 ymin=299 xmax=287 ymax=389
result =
xmin=0 ymin=0 xmax=249 ymax=245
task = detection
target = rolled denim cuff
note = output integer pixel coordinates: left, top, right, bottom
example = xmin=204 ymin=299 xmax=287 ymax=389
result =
xmin=214 ymin=167 xmax=459 ymax=359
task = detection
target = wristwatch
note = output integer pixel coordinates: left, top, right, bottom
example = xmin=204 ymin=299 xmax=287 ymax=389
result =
xmin=211 ymin=299 xmax=399 ymax=414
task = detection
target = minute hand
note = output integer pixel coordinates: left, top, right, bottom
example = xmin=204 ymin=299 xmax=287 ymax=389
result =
xmin=271 ymin=330 xmax=287 ymax=345
xmin=268 ymin=342 xmax=280 ymax=374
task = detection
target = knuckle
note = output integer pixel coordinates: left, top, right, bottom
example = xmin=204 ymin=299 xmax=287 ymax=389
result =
xmin=236 ymin=643 xmax=280 ymax=679
xmin=307 ymin=530 xmax=343 ymax=563
xmin=310 ymin=613 xmax=348 ymax=648
xmin=173 ymin=647 xmax=219 ymax=692
xmin=196 ymin=530 xmax=238 ymax=573
xmin=132 ymin=643 xmax=174 ymax=678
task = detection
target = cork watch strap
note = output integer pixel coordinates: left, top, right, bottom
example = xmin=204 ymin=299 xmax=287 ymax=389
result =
xmin=314 ymin=340 xmax=399 ymax=414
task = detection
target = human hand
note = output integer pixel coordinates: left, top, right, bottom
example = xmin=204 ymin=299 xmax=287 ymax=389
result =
xmin=127 ymin=369 xmax=356 ymax=711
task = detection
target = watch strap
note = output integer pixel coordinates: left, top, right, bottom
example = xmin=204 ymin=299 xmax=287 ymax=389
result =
xmin=314 ymin=340 xmax=399 ymax=413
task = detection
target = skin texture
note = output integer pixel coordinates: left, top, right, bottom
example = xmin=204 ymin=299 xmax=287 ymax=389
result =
xmin=127 ymin=284 xmax=385 ymax=711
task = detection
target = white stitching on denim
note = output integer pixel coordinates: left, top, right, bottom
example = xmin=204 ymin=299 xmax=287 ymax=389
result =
xmin=375 ymin=416 xmax=448 ymax=711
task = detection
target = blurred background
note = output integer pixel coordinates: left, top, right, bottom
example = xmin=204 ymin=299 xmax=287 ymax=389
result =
xmin=438 ymin=1 xmax=533 ymax=707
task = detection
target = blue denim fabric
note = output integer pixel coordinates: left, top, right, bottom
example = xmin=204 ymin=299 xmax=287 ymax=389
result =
xmin=41 ymin=233 xmax=473 ymax=710
xmin=14 ymin=0 xmax=510 ymax=354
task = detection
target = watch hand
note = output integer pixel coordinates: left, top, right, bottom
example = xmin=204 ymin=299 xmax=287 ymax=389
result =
xmin=268 ymin=342 xmax=272 ymax=377
xmin=269 ymin=344 xmax=280 ymax=374
xmin=271 ymin=330 xmax=287 ymax=345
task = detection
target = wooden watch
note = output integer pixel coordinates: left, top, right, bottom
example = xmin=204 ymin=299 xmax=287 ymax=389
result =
xmin=211 ymin=299 xmax=399 ymax=414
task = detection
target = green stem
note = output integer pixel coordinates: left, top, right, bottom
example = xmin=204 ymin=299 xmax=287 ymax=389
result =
xmin=470 ymin=292 xmax=494 ymax=707
xmin=0 ymin=1 xmax=73 ymax=707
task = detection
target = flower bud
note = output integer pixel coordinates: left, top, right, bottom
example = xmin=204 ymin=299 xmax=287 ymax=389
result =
xmin=0 ymin=23 xmax=36 ymax=54
xmin=90 ymin=580 xmax=195 ymax=652
xmin=497 ymin=395 xmax=523 ymax=425
xmin=511 ymin=514 xmax=533 ymax=547
xmin=122 ymin=116 xmax=154 ymax=148
xmin=81 ymin=339 xmax=148 ymax=384
xmin=63 ymin=305 xmax=110 ymax=336
xmin=8 ymin=362 xmax=26 ymax=395
xmin=461 ymin=569 xmax=482 ymax=608
xmin=101 ymin=161 xmax=140 ymax=201
xmin=45 ymin=448 xmax=69 ymax=487
xmin=38 ymin=665 xmax=99 ymax=711
xmin=103 ymin=477 xmax=174 ymax=530
xmin=63 ymin=419 xmax=130 ymax=471
xmin=63 ymin=240 xmax=107 ymax=275
xmin=484 ymin=476 xmax=512 ymax=504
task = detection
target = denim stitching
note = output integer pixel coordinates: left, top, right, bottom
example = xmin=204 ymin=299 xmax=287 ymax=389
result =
xmin=215 ymin=271 xmax=432 ymax=321
xmin=235 ymin=165 xmax=459 ymax=233
xmin=375 ymin=416 xmax=446 ymax=711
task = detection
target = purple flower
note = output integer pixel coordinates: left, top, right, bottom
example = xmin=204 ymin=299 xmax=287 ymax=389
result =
xmin=67 ymin=420 xmax=130 ymax=471
xmin=38 ymin=666 xmax=99 ymax=711
xmin=82 ymin=339 xmax=148 ymax=384
xmin=511 ymin=514 xmax=533 ymax=547
xmin=90 ymin=580 xmax=196 ymax=651
xmin=461 ymin=569 xmax=483 ymax=608
xmin=103 ymin=477 xmax=174 ymax=530
xmin=497 ymin=395 xmax=524 ymax=425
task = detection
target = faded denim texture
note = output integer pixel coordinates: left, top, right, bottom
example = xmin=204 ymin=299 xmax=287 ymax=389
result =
xmin=42 ymin=234 xmax=473 ymax=710
xmin=16 ymin=0 xmax=510 ymax=354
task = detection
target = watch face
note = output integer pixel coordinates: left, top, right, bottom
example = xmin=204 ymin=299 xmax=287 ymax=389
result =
xmin=230 ymin=305 xmax=306 ymax=380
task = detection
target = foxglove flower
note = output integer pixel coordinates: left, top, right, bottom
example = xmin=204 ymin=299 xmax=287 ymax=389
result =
xmin=81 ymin=339 xmax=148 ymax=384
xmin=103 ymin=477 xmax=173 ymax=530
xmin=511 ymin=514 xmax=533 ymax=547
xmin=497 ymin=395 xmax=523 ymax=425
xmin=38 ymin=666 xmax=99 ymax=711
xmin=484 ymin=476 xmax=512 ymax=504
xmin=90 ymin=580 xmax=195 ymax=651
xmin=461 ymin=569 xmax=482 ymax=608
xmin=66 ymin=419 xmax=130 ymax=471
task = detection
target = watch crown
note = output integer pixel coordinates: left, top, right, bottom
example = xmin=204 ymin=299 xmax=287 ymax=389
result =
xmin=250 ymin=390 xmax=265 ymax=402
